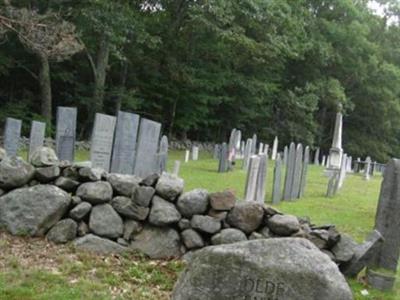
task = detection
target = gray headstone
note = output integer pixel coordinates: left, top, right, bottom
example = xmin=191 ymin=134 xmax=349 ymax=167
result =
xmin=251 ymin=134 xmax=257 ymax=155
xmin=283 ymin=143 xmax=296 ymax=201
xmin=364 ymin=156 xmax=371 ymax=180
xmin=366 ymin=159 xmax=400 ymax=291
xmin=110 ymin=111 xmax=139 ymax=174
xmin=338 ymin=153 xmax=347 ymax=189
xmin=271 ymin=136 xmax=278 ymax=160
xmin=283 ymin=145 xmax=288 ymax=166
xmin=346 ymin=156 xmax=352 ymax=172
xmin=213 ymin=144 xmax=220 ymax=160
xmin=90 ymin=113 xmax=117 ymax=171
xmin=314 ymin=147 xmax=320 ymax=165
xmin=185 ymin=150 xmax=190 ymax=163
xmin=272 ymin=154 xmax=282 ymax=205
xmin=299 ymin=146 xmax=309 ymax=198
xmin=218 ymin=143 xmax=228 ymax=173
xmin=234 ymin=130 xmax=241 ymax=151
xmin=244 ymin=155 xmax=261 ymax=202
xmin=322 ymin=155 xmax=326 ymax=167
xmin=228 ymin=129 xmax=237 ymax=152
xmin=3 ymin=117 xmax=22 ymax=157
xmin=158 ymin=135 xmax=169 ymax=173
xmin=134 ymin=118 xmax=161 ymax=178
xmin=192 ymin=146 xmax=199 ymax=161
xmin=242 ymin=139 xmax=252 ymax=170
xmin=258 ymin=142 xmax=264 ymax=155
xmin=255 ymin=154 xmax=268 ymax=203
xmin=56 ymin=107 xmax=77 ymax=162
xmin=173 ymin=160 xmax=181 ymax=176
xmin=290 ymin=144 xmax=303 ymax=199
xmin=28 ymin=121 xmax=46 ymax=161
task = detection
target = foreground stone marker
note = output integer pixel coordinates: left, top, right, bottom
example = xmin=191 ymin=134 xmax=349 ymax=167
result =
xmin=134 ymin=118 xmax=161 ymax=178
xmin=272 ymin=153 xmax=282 ymax=204
xmin=110 ymin=111 xmax=139 ymax=174
xmin=56 ymin=107 xmax=77 ymax=162
xmin=367 ymin=159 xmax=400 ymax=291
xmin=28 ymin=121 xmax=46 ymax=161
xmin=172 ymin=238 xmax=353 ymax=300
xmin=90 ymin=113 xmax=117 ymax=171
xmin=4 ymin=117 xmax=22 ymax=156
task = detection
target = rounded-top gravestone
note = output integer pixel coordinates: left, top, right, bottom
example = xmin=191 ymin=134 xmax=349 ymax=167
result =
xmin=172 ymin=238 xmax=353 ymax=300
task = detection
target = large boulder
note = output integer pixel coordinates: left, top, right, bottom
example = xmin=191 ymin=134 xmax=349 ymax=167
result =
xmin=267 ymin=214 xmax=300 ymax=236
xmin=0 ymin=157 xmax=35 ymax=189
xmin=73 ymin=234 xmax=129 ymax=254
xmin=155 ymin=172 xmax=184 ymax=201
xmin=211 ymin=228 xmax=247 ymax=245
xmin=130 ymin=225 xmax=182 ymax=259
xmin=89 ymin=204 xmax=123 ymax=239
xmin=30 ymin=147 xmax=58 ymax=167
xmin=172 ymin=238 xmax=353 ymax=300
xmin=0 ymin=185 xmax=71 ymax=236
xmin=111 ymin=196 xmax=149 ymax=221
xmin=177 ymin=189 xmax=209 ymax=218
xmin=226 ymin=202 xmax=264 ymax=234
xmin=148 ymin=196 xmax=181 ymax=226
xmin=46 ymin=218 xmax=77 ymax=244
xmin=107 ymin=173 xmax=141 ymax=196
xmin=76 ymin=181 xmax=113 ymax=204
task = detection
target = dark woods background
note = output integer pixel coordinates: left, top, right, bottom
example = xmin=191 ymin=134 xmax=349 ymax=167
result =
xmin=0 ymin=0 xmax=400 ymax=162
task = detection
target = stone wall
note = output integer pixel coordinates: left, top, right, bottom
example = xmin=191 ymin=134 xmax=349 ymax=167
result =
xmin=0 ymin=147 xmax=359 ymax=272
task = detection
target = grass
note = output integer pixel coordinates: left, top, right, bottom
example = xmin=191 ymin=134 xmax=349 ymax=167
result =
xmin=0 ymin=149 xmax=398 ymax=299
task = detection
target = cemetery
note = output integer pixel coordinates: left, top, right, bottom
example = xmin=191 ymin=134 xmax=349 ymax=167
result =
xmin=1 ymin=1 xmax=400 ymax=300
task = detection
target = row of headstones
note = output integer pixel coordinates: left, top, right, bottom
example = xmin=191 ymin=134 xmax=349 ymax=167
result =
xmin=2 ymin=108 xmax=170 ymax=178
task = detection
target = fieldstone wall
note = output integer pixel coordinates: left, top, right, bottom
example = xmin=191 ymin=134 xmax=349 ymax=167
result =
xmin=0 ymin=147 xmax=360 ymax=272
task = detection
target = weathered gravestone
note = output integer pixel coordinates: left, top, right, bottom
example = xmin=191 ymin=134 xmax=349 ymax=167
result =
xmin=364 ymin=156 xmax=371 ymax=181
xmin=3 ymin=117 xmax=22 ymax=157
xmin=172 ymin=239 xmax=353 ymax=300
xmin=283 ymin=143 xmax=295 ymax=201
xmin=173 ymin=160 xmax=181 ymax=176
xmin=90 ymin=113 xmax=117 ymax=171
xmin=271 ymin=136 xmax=278 ymax=160
xmin=338 ymin=153 xmax=348 ymax=189
xmin=283 ymin=145 xmax=288 ymax=166
xmin=56 ymin=107 xmax=77 ymax=162
xmin=110 ymin=111 xmax=139 ymax=174
xmin=299 ymin=146 xmax=309 ymax=198
xmin=244 ymin=155 xmax=260 ymax=202
xmin=242 ymin=139 xmax=252 ymax=170
xmin=346 ymin=156 xmax=352 ymax=173
xmin=258 ymin=142 xmax=264 ymax=155
xmin=290 ymin=144 xmax=303 ymax=199
xmin=213 ymin=144 xmax=220 ymax=160
xmin=366 ymin=159 xmax=400 ymax=291
xmin=218 ymin=143 xmax=228 ymax=173
xmin=134 ymin=118 xmax=161 ymax=178
xmin=251 ymin=134 xmax=257 ymax=155
xmin=28 ymin=121 xmax=46 ymax=161
xmin=184 ymin=150 xmax=190 ymax=163
xmin=314 ymin=147 xmax=320 ymax=165
xmin=158 ymin=135 xmax=169 ymax=173
xmin=192 ymin=146 xmax=199 ymax=161
xmin=272 ymin=153 xmax=282 ymax=204
xmin=322 ymin=155 xmax=326 ymax=167
xmin=255 ymin=154 xmax=268 ymax=203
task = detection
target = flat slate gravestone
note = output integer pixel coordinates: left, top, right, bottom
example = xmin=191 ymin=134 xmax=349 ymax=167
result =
xmin=290 ymin=144 xmax=303 ymax=199
xmin=283 ymin=143 xmax=295 ymax=201
xmin=172 ymin=239 xmax=353 ymax=300
xmin=367 ymin=159 xmax=400 ymax=291
xmin=242 ymin=139 xmax=252 ymax=170
xmin=299 ymin=146 xmax=309 ymax=198
xmin=3 ymin=117 xmax=22 ymax=156
xmin=110 ymin=111 xmax=139 ymax=174
xmin=29 ymin=121 xmax=46 ymax=161
xmin=244 ymin=155 xmax=260 ymax=202
xmin=90 ymin=113 xmax=117 ymax=171
xmin=218 ymin=143 xmax=228 ymax=173
xmin=255 ymin=154 xmax=268 ymax=203
xmin=134 ymin=118 xmax=161 ymax=178
xmin=272 ymin=154 xmax=282 ymax=204
xmin=56 ymin=107 xmax=77 ymax=162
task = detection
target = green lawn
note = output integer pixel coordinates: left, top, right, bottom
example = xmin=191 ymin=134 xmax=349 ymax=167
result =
xmin=0 ymin=149 xmax=398 ymax=299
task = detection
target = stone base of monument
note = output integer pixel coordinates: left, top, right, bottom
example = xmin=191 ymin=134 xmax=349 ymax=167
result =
xmin=367 ymin=269 xmax=396 ymax=291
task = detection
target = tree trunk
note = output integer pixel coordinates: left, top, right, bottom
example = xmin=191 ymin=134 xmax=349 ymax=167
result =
xmin=93 ymin=34 xmax=110 ymax=113
xmin=38 ymin=53 xmax=52 ymax=124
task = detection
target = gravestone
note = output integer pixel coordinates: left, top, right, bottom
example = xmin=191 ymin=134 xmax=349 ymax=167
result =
xmin=240 ymin=141 xmax=245 ymax=159
xmin=242 ymin=139 xmax=252 ymax=170
xmin=173 ymin=160 xmax=181 ymax=176
xmin=244 ymin=155 xmax=261 ymax=202
xmin=218 ymin=143 xmax=228 ymax=173
xmin=234 ymin=130 xmax=242 ymax=152
xmin=90 ymin=113 xmax=117 ymax=171
xmin=134 ymin=118 xmax=161 ymax=178
xmin=346 ymin=156 xmax=352 ymax=173
xmin=185 ymin=150 xmax=190 ymax=163
xmin=56 ymin=107 xmax=77 ymax=162
xmin=110 ymin=111 xmax=139 ymax=174
xmin=364 ymin=157 xmax=371 ymax=181
xmin=272 ymin=153 xmax=282 ymax=205
xmin=213 ymin=144 xmax=220 ymax=160
xmin=255 ymin=154 xmax=268 ymax=203
xmin=290 ymin=144 xmax=303 ymax=199
xmin=258 ymin=142 xmax=264 ymax=155
xmin=283 ymin=143 xmax=296 ymax=201
xmin=271 ymin=136 xmax=278 ymax=160
xmin=192 ymin=146 xmax=199 ymax=161
xmin=3 ymin=117 xmax=22 ymax=157
xmin=264 ymin=144 xmax=269 ymax=157
xmin=338 ymin=153 xmax=347 ymax=189
xmin=28 ymin=121 xmax=46 ymax=161
xmin=322 ymin=155 xmax=326 ymax=167
xmin=158 ymin=135 xmax=169 ymax=173
xmin=251 ymin=134 xmax=257 ymax=155
xmin=228 ymin=129 xmax=237 ymax=152
xmin=314 ymin=147 xmax=320 ymax=165
xmin=283 ymin=145 xmax=288 ymax=166
xmin=299 ymin=146 xmax=309 ymax=198
xmin=367 ymin=159 xmax=400 ymax=291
